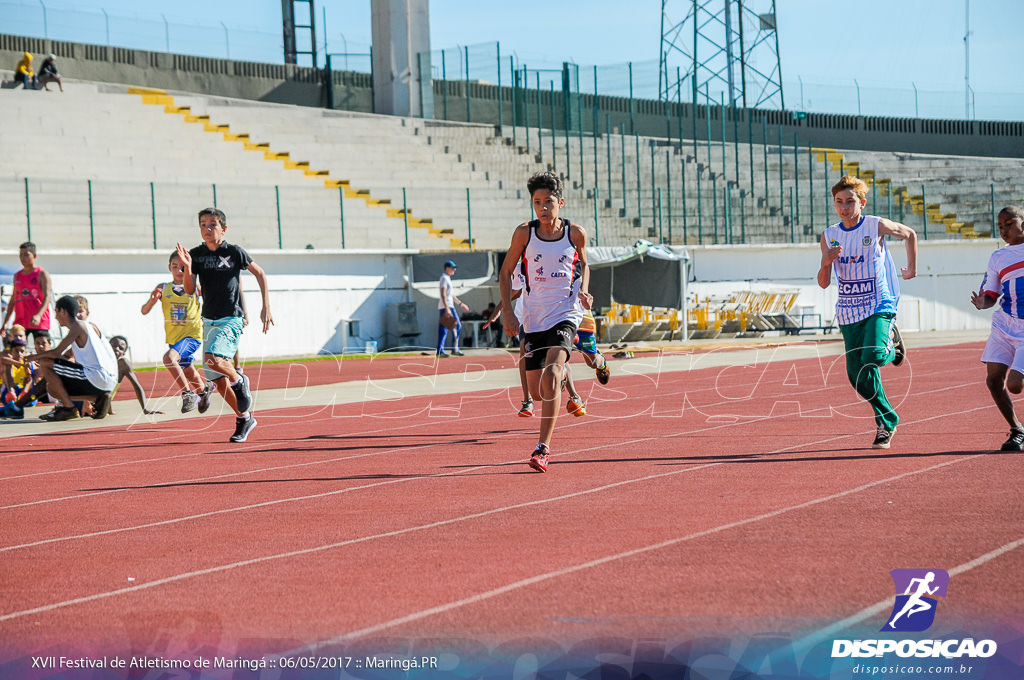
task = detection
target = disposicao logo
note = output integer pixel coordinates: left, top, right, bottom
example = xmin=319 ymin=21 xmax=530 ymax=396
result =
xmin=882 ymin=568 xmax=949 ymax=632
xmin=831 ymin=568 xmax=998 ymax=660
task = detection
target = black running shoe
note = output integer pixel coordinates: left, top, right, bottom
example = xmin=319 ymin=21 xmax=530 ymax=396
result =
xmin=229 ymin=414 xmax=257 ymax=443
xmin=891 ymin=323 xmax=906 ymax=367
xmin=595 ymin=360 xmax=610 ymax=385
xmin=872 ymin=427 xmax=896 ymax=449
xmin=197 ymin=381 xmax=214 ymax=414
xmin=1000 ymin=428 xmax=1024 ymax=452
xmin=230 ymin=373 xmax=252 ymax=413
xmin=91 ymin=392 xmax=111 ymax=420
xmin=41 ymin=405 xmax=79 ymax=422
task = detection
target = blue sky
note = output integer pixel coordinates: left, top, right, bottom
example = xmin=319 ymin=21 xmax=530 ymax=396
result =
xmin=3 ymin=0 xmax=1021 ymax=119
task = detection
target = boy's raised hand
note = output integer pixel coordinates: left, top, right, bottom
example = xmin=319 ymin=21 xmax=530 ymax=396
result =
xmin=174 ymin=242 xmax=192 ymax=270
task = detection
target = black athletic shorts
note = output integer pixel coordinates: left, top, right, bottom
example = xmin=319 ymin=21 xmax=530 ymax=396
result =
xmin=51 ymin=358 xmax=110 ymax=397
xmin=522 ymin=320 xmax=577 ymax=372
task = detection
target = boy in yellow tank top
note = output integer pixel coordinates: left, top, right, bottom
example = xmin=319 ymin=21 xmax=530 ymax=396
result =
xmin=141 ymin=251 xmax=211 ymax=413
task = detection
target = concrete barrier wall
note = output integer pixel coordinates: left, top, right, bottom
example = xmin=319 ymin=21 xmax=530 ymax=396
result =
xmin=1 ymin=239 xmax=1001 ymax=368
xmin=686 ymin=239 xmax=997 ymax=333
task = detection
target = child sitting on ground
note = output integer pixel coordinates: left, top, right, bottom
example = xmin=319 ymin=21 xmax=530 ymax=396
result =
xmin=107 ymin=335 xmax=162 ymax=416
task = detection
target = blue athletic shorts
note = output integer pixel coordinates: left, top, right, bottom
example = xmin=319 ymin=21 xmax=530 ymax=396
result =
xmin=169 ymin=336 xmax=202 ymax=369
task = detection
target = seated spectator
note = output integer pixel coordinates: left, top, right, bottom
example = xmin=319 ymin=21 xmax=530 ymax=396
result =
xmin=1 ymin=338 xmax=38 ymax=406
xmin=106 ymin=335 xmax=161 ymax=416
xmin=0 ymin=295 xmax=117 ymax=422
xmin=38 ymin=54 xmax=62 ymax=92
xmin=14 ymin=52 xmax=36 ymax=90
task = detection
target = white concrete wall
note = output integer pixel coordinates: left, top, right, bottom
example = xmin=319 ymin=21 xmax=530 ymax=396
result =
xmin=0 ymin=249 xmax=417 ymax=365
xmin=686 ymin=239 xmax=998 ymax=332
xmin=1 ymin=239 xmax=1001 ymax=366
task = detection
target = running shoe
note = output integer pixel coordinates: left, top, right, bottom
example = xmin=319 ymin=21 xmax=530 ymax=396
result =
xmin=595 ymin=361 xmax=611 ymax=385
xmin=891 ymin=323 xmax=906 ymax=367
xmin=451 ymin=350 xmax=465 ymax=356
xmin=872 ymin=426 xmax=896 ymax=449
xmin=40 ymin=405 xmax=79 ymax=422
xmin=1001 ymin=428 xmax=1024 ymax=452
xmin=197 ymin=381 xmax=214 ymax=414
xmin=181 ymin=390 xmax=199 ymax=413
xmin=518 ymin=399 xmax=534 ymax=417
xmin=230 ymin=414 xmax=257 ymax=443
xmin=566 ymin=395 xmax=587 ymax=417
xmin=0 ymin=402 xmax=25 ymax=420
xmin=528 ymin=443 xmax=550 ymax=472
xmin=91 ymin=392 xmax=111 ymax=420
xmin=230 ymin=373 xmax=252 ymax=413
xmin=437 ymin=352 xmax=450 ymax=358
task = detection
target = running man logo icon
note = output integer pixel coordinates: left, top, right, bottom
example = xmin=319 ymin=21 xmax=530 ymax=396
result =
xmin=882 ymin=569 xmax=950 ymax=632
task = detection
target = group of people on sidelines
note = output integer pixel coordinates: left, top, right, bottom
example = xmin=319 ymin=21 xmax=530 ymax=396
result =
xmin=3 ymin=173 xmax=1023 ymax=464
xmin=1 ymin=207 xmax=274 ymax=443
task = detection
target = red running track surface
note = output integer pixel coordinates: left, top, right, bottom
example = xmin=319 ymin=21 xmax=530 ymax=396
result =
xmin=1 ymin=341 xmax=1022 ymax=667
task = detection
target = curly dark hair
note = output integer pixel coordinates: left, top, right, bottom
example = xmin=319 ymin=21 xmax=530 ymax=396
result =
xmin=527 ymin=171 xmax=563 ymax=199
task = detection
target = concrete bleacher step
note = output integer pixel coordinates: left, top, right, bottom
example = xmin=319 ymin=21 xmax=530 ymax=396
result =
xmin=125 ymin=87 xmax=456 ymax=248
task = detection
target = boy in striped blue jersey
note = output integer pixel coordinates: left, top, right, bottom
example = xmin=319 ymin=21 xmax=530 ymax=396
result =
xmin=817 ymin=175 xmax=918 ymax=449
xmin=971 ymin=206 xmax=1024 ymax=451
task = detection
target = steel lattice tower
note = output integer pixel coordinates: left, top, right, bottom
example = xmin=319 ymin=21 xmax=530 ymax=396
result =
xmin=659 ymin=0 xmax=784 ymax=110
xmin=282 ymin=0 xmax=318 ymax=67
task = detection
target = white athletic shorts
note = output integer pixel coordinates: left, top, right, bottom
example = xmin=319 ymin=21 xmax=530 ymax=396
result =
xmin=981 ymin=310 xmax=1024 ymax=374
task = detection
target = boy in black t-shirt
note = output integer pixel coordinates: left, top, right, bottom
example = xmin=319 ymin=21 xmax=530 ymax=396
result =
xmin=176 ymin=208 xmax=274 ymax=442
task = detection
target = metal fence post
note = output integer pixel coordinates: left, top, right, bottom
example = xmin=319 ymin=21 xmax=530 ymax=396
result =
xmin=789 ymin=186 xmax=795 ymax=243
xmin=922 ymin=185 xmax=928 ymax=240
xmin=793 ymin=132 xmax=800 ymax=224
xmin=635 ymin=132 xmax=642 ymax=221
xmin=681 ymin=154 xmax=687 ymax=245
xmin=403 ymin=188 xmax=409 ymax=249
xmin=464 ymin=46 xmax=471 ymax=123
xmin=88 ymin=179 xmax=95 ymax=249
xmin=657 ymin=188 xmax=664 ymax=244
xmin=991 ymin=184 xmax=997 ymax=232
xmin=275 ymin=185 xmax=282 ymax=249
xmin=150 ymin=181 xmax=157 ymax=249
xmin=496 ymin=42 xmax=502 ymax=133
xmin=466 ymin=187 xmax=473 ymax=249
xmin=441 ymin=50 xmax=448 ymax=120
xmin=339 ymin=186 xmax=346 ymax=248
xmin=777 ymin=125 xmax=784 ymax=229
xmin=740 ymin=189 xmax=746 ymax=244
xmin=593 ymin=187 xmax=600 ymax=246
xmin=24 ymin=178 xmax=31 ymax=241
xmin=808 ymin=144 xmax=814 ymax=232
xmin=712 ymin=173 xmax=718 ymax=244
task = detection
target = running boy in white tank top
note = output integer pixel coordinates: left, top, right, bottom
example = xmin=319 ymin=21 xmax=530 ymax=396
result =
xmin=499 ymin=171 xmax=593 ymax=472
xmin=971 ymin=206 xmax=1024 ymax=451
xmin=817 ymin=175 xmax=917 ymax=449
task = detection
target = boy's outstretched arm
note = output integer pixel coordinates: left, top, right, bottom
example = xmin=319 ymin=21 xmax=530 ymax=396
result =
xmin=879 ymin=218 xmax=918 ymax=279
xmin=141 ymin=285 xmax=163 ymax=315
xmin=246 ymin=262 xmax=274 ymax=332
xmin=120 ymin=358 xmax=162 ymax=414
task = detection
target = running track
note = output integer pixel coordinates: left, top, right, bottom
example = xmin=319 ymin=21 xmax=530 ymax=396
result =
xmin=1 ymin=338 xmax=1022 ymax=677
